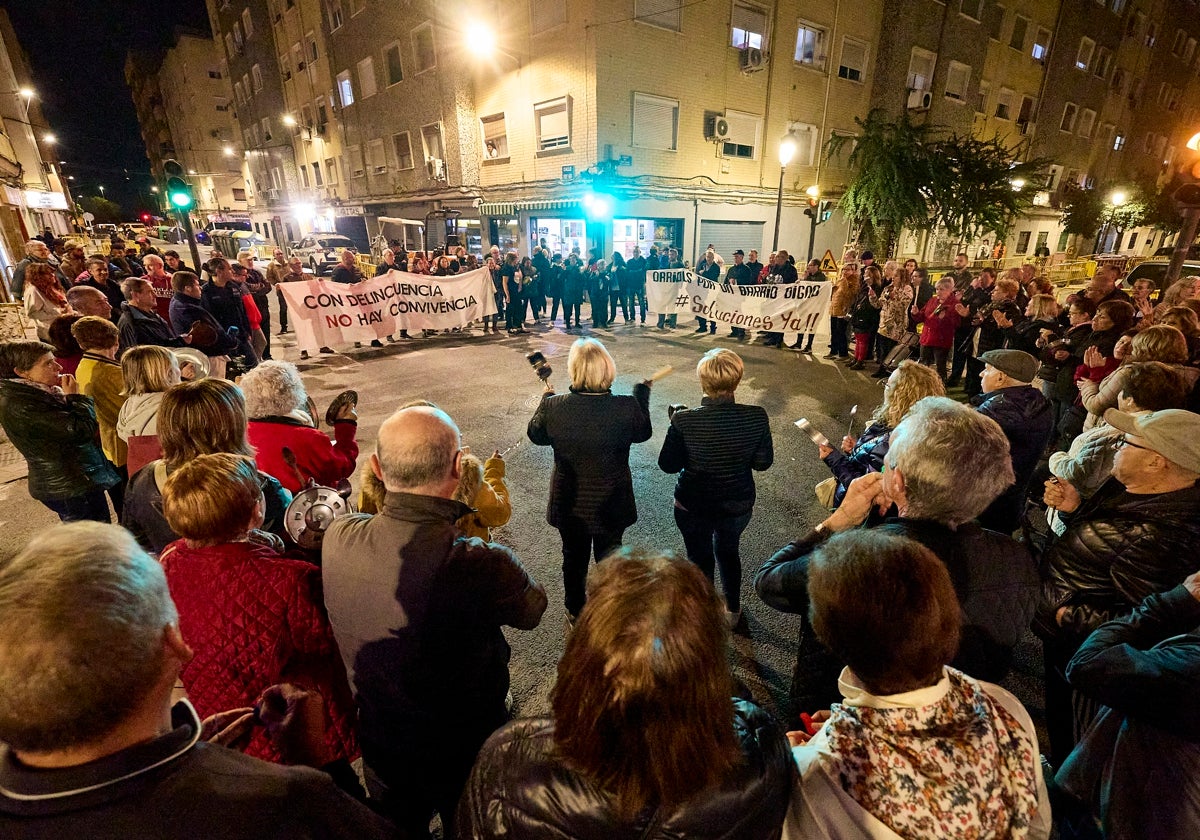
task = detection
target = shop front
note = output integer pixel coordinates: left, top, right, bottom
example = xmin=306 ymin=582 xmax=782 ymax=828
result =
xmin=612 ymin=217 xmax=682 ymax=259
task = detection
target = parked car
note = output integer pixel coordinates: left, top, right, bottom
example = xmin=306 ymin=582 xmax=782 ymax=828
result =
xmin=1152 ymin=244 xmax=1200 ymax=259
xmin=292 ymin=234 xmax=357 ymax=275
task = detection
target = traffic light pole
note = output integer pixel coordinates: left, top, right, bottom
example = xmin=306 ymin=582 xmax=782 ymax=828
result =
xmin=177 ymin=207 xmax=202 ymax=275
xmin=807 ymin=207 xmax=819 ymax=262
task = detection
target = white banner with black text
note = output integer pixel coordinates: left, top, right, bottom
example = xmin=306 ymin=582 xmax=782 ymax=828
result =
xmin=645 ymin=268 xmax=832 ymax=334
xmin=277 ymin=268 xmax=498 ymax=351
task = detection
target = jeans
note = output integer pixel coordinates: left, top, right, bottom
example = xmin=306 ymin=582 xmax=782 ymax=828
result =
xmin=919 ymin=344 xmax=950 ymax=380
xmin=628 ymin=288 xmax=647 ymax=321
xmin=674 ymin=507 xmax=752 ymax=612
xmin=559 ymin=526 xmax=624 ymax=617
xmin=505 ymin=291 xmax=524 ymax=330
xmin=42 ymin=489 xmax=111 ymax=523
xmin=829 ymin=316 xmax=849 ymax=356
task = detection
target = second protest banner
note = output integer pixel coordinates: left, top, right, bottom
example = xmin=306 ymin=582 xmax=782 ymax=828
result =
xmin=645 ymin=268 xmax=831 ymax=334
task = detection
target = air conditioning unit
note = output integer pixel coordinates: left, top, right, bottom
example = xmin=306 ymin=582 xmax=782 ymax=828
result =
xmin=712 ymin=115 xmax=732 ymax=141
xmin=738 ymin=47 xmax=765 ymax=73
xmin=906 ymin=89 xmax=932 ymax=110
xmin=427 ymin=157 xmax=445 ymax=180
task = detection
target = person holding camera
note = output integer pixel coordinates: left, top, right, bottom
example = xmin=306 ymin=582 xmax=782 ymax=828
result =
xmin=527 ymin=338 xmax=653 ymax=625
xmin=658 ymin=349 xmax=772 ymax=628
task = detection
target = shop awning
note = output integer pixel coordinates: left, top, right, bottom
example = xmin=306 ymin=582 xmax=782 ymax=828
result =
xmin=478 ymin=199 xmax=581 ymax=215
xmin=377 ymin=217 xmax=425 ymax=227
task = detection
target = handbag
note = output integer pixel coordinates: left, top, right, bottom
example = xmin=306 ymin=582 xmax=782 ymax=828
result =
xmin=883 ymin=331 xmax=919 ymax=367
xmin=814 ymin=476 xmax=838 ymax=510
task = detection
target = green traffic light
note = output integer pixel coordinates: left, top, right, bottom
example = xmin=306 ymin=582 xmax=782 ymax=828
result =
xmin=170 ymin=192 xmax=192 ymax=208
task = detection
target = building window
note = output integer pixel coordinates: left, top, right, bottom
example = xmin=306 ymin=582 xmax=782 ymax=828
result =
xmin=994 ymin=87 xmax=1015 ymax=119
xmin=945 ymin=61 xmax=971 ymax=100
xmin=307 ymin=33 xmax=319 ymax=62
xmin=232 ymin=187 xmax=247 ymax=201
xmin=412 ymin=22 xmax=436 ymax=72
xmin=327 ymin=0 xmax=343 ymax=30
xmin=1111 ymin=67 xmax=1126 ymax=95
xmin=1060 ymin=102 xmax=1078 ymax=132
xmin=224 ymin=32 xmax=235 ymax=60
xmin=534 ymin=97 xmax=571 ymax=151
xmin=242 ymin=8 xmax=254 ymax=38
xmin=392 ymin=132 xmax=414 ymax=169
xmin=481 ymin=112 xmax=510 ymax=159
xmin=252 ymin=63 xmax=263 ymax=91
xmin=1172 ymin=28 xmax=1187 ymax=56
xmin=336 ymin=71 xmax=354 ymax=107
xmin=209 ymin=68 xmax=222 ymax=79
xmin=279 ymin=52 xmax=291 ymax=81
xmin=532 ymin=0 xmax=567 ymax=33
xmin=1093 ymin=47 xmax=1111 ymax=79
xmin=348 ymin=145 xmax=364 ymax=178
xmin=1032 ymin=27 xmax=1050 ymax=60
xmin=291 ymin=42 xmax=303 ymax=73
xmin=234 ymin=80 xmax=245 ymax=104
xmin=907 ymin=47 xmax=936 ymax=94
xmin=311 ymin=162 xmax=323 ymax=186
xmin=299 ymin=165 xmax=309 ymax=188
xmin=421 ymin=124 xmax=445 ymax=177
xmin=632 ymin=92 xmax=679 ymax=151
xmin=790 ymin=123 xmax=819 ymax=166
xmin=634 ymin=0 xmax=682 ymax=31
xmin=368 ymin=139 xmax=387 ymax=174
xmin=1075 ymin=37 xmax=1094 ymax=71
xmin=1186 ymin=38 xmax=1198 ymax=64
xmin=233 ymin=22 xmax=244 ymax=51
xmin=794 ymin=21 xmax=827 ymax=69
xmin=325 ymin=157 xmax=339 ymax=184
xmin=348 ymin=0 xmax=363 ymax=16
xmin=838 ymin=37 xmax=868 ymax=82
xmin=731 ymin=2 xmax=768 ymax=49
xmin=1017 ymin=94 xmax=1035 ymax=126
xmin=1016 ymin=230 xmax=1031 ymax=254
xmin=384 ymin=42 xmax=404 ymax=86
xmin=1008 ymin=15 xmax=1028 ymax=50
xmin=1113 ymin=132 xmax=1125 ymax=151
xmin=960 ymin=0 xmax=984 ymax=20
xmin=1098 ymin=123 xmax=1115 ymax=150
xmin=719 ymin=109 xmax=761 ymax=159
xmin=261 ymin=116 xmax=273 ymax=141
xmin=1110 ymin=0 xmax=1126 ymax=10
xmin=1144 ymin=21 xmax=1157 ymax=47
xmin=1077 ymin=108 xmax=1096 ymax=137
xmin=986 ymin=3 xmax=1004 ymax=40
xmin=975 ymin=79 xmax=991 ymax=114
xmin=357 ymin=57 xmax=376 ymax=98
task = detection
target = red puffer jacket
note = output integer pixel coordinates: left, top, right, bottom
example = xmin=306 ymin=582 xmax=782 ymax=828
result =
xmin=247 ymin=416 xmax=358 ymax=493
xmin=161 ymin=540 xmax=359 ymax=763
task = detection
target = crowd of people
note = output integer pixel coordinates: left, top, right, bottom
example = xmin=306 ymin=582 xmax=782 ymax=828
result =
xmin=2 ymin=229 xmax=1200 ymax=840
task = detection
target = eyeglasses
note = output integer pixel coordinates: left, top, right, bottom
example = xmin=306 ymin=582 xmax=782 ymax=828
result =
xmin=1114 ymin=435 xmax=1153 ymax=453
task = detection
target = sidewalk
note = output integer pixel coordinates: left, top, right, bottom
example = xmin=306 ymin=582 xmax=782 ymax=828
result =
xmin=0 ymin=433 xmax=26 ymax=485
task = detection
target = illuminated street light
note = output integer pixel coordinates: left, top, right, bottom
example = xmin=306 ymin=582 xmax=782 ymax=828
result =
xmin=18 ymin=88 xmax=33 ymax=99
xmin=282 ymin=114 xmax=297 ymax=127
xmin=1187 ymin=132 xmax=1200 ymax=152
xmin=1011 ymin=178 xmax=1026 ymax=191
xmin=805 ymin=184 xmax=821 ymax=199
xmin=98 ymin=185 xmax=105 ymax=195
xmin=42 ymin=133 xmax=56 ymax=144
xmin=1110 ymin=190 xmax=1127 ymax=206
xmin=150 ymin=185 xmax=159 ymax=193
xmin=465 ymin=21 xmax=491 ymax=51
xmin=188 ymin=169 xmax=197 ymax=175
xmin=779 ymin=135 xmax=798 ymax=167
xmin=223 ymin=145 xmax=235 ymax=156
xmin=773 ymin=134 xmax=799 ymax=251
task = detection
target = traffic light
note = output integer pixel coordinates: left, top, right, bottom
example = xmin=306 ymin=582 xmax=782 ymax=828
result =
xmin=818 ymin=200 xmax=833 ymax=224
xmin=140 ymin=212 xmax=151 ymax=223
xmin=803 ymin=194 xmax=819 ymax=220
xmin=163 ymin=159 xmax=193 ymax=210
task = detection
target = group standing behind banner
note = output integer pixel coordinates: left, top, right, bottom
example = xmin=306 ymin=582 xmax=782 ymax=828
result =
xmin=645 ymin=268 xmax=833 ymax=336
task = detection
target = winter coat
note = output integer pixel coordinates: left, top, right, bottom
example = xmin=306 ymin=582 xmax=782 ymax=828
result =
xmin=657 ymin=396 xmax=773 ymax=518
xmin=160 ymin=539 xmax=358 ymax=764
xmin=1047 ymin=419 xmax=1124 ymax=499
xmin=0 ymin=378 xmax=118 ymax=501
xmin=829 ymin=272 xmax=858 ymax=318
xmin=116 ymin=392 xmax=165 ymax=441
xmin=122 ymin=461 xmax=291 ymax=554
xmin=528 ymin=384 xmax=652 ymax=533
xmin=1005 ymin=317 xmax=1056 ymax=357
xmin=118 ymin=302 xmax=185 ymax=353
xmin=247 ymin=416 xmax=358 ymax=494
xmin=1037 ymin=478 xmax=1200 ymax=646
xmin=456 ymin=454 xmax=512 ymax=541
xmin=872 ymin=283 xmax=914 ymax=341
xmin=1039 ymin=322 xmax=1092 ymax=400
xmin=912 ymin=293 xmax=961 ymax=349
xmin=23 ymin=284 xmax=69 ymax=341
xmin=849 ymin=283 xmax=880 ymax=333
xmin=75 ymin=353 xmax=127 ymax=468
xmin=456 ymin=699 xmax=794 ymax=840
xmin=201 ymin=279 xmax=251 ymax=334
xmin=974 ymin=299 xmax=1024 ymax=355
xmin=169 ymin=292 xmax=238 ymax=356
xmin=562 ymin=264 xmax=586 ymax=305
xmin=974 ymin=385 xmax=1054 ymax=533
xmin=822 ymin=420 xmax=890 ymax=507
xmin=1078 ymin=363 xmax=1200 ymax=430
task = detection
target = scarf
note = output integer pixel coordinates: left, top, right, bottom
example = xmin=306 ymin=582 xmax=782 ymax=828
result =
xmin=824 ymin=667 xmax=1040 ymax=840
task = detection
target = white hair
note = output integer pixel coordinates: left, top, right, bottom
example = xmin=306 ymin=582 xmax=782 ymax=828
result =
xmin=239 ymin=360 xmax=308 ymax=418
xmin=24 ymin=239 xmax=44 ymax=255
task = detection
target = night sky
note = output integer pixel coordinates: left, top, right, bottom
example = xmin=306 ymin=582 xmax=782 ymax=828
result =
xmin=7 ymin=0 xmax=211 ymax=216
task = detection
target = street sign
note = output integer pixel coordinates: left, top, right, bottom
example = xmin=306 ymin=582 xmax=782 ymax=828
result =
xmin=561 ymin=165 xmax=575 ymax=180
xmin=819 ymin=249 xmax=839 ymax=272
xmin=618 ymin=154 xmax=632 ymax=166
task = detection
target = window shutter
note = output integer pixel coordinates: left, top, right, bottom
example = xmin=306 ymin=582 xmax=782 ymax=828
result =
xmin=632 ymin=94 xmax=678 ymax=150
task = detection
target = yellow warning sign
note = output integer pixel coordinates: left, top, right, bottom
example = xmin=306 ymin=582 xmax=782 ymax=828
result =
xmin=819 ymin=250 xmax=839 ymax=273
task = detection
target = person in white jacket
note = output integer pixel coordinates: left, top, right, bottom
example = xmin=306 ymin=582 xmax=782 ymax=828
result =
xmin=116 ymin=346 xmax=182 ymax=442
xmin=783 ymin=529 xmax=1051 ymax=840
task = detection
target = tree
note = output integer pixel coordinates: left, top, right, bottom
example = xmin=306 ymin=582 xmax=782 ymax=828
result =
xmin=929 ymin=135 xmax=1044 ymax=245
xmin=1060 ymin=185 xmax=1105 ymax=238
xmin=78 ymin=195 xmax=123 ymax=224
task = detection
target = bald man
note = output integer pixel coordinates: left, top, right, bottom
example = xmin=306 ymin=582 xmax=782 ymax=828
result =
xmin=66 ymin=285 xmax=113 ymax=320
xmin=320 ymin=406 xmax=546 ymax=837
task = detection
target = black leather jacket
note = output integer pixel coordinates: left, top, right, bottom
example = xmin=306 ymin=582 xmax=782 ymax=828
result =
xmin=1037 ymin=477 xmax=1200 ymax=644
xmin=0 ymin=379 xmax=119 ymax=501
xmin=454 ymin=699 xmax=794 ymax=840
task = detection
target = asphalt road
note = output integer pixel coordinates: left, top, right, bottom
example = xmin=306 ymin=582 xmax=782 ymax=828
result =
xmin=0 ymin=307 xmax=1046 ymax=731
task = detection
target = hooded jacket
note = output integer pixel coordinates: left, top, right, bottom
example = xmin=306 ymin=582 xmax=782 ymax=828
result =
xmin=974 ymin=384 xmax=1054 ymax=532
xmin=456 ymin=699 xmax=794 ymax=840
xmin=116 ymin=392 xmax=165 ymax=441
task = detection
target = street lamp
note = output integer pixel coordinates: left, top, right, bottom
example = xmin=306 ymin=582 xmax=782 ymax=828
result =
xmin=1110 ymin=190 xmax=1127 ymax=207
xmin=773 ymin=134 xmax=798 ymax=252
xmin=223 ymin=145 xmax=235 ymax=156
xmin=150 ymin=185 xmax=159 ymax=193
xmin=98 ymin=185 xmax=105 ymax=197
xmin=1098 ymin=189 xmax=1128 ymax=253
xmin=18 ymin=87 xmax=33 ymax=99
xmin=282 ymin=114 xmax=297 ymax=127
xmin=42 ymin=133 xmax=55 ymax=144
xmin=804 ymin=184 xmax=821 ymax=261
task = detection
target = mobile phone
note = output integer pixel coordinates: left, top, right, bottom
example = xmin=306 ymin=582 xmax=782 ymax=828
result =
xmin=794 ymin=418 xmax=830 ymax=447
xmin=526 ymin=351 xmax=547 ymax=368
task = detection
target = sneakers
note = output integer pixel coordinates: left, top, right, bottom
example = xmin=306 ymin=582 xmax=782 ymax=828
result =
xmin=370 ymin=339 xmax=384 ymax=348
xmin=821 ymin=352 xmax=840 ymax=360
xmin=318 ymin=346 xmax=335 ymax=354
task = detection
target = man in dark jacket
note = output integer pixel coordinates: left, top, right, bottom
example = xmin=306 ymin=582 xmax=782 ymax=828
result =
xmin=756 ymin=397 xmax=1038 ymax=717
xmin=0 ymin=523 xmax=395 ymax=840
xmin=168 ymin=271 xmax=239 ymax=360
xmin=762 ymin=250 xmax=799 ymax=346
xmin=322 ymin=405 xmax=547 ymax=839
xmin=117 ymin=277 xmax=191 ymax=353
xmin=972 ymin=349 xmax=1054 ymax=533
xmin=626 ymin=248 xmax=647 ymax=324
xmin=77 ymin=258 xmax=126 ymax=321
xmin=1039 ymin=408 xmax=1200 ymax=763
xmin=1055 ymin=574 xmax=1200 ymax=839
xmin=725 ymin=250 xmax=755 ymax=338
xmin=201 ymin=258 xmax=257 ymax=365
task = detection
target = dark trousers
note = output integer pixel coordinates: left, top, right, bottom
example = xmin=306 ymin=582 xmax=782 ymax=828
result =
xmin=275 ymin=286 xmax=288 ymax=331
xmin=949 ymin=327 xmax=974 ymax=382
xmin=549 ymin=295 xmax=563 ymax=321
xmin=657 ymin=312 xmax=678 ymax=328
xmin=919 ymin=344 xmax=950 ymax=380
xmin=253 ymin=293 xmax=271 ymax=359
xmin=564 ymin=302 xmax=581 ymax=325
xmin=875 ymin=334 xmax=898 ymax=367
xmin=628 ymin=288 xmax=647 ymax=321
xmin=674 ymin=507 xmax=752 ymax=612
xmin=559 ymin=526 xmax=624 ymax=617
xmin=829 ymin=316 xmax=849 ymax=356
xmin=505 ymin=291 xmax=523 ymax=330
xmin=609 ymin=289 xmax=628 ymax=322
xmin=696 ymin=316 xmax=716 ymax=333
xmin=965 ymin=355 xmax=985 ymax=398
xmin=42 ymin=489 xmax=111 ymax=523
xmin=590 ymin=293 xmax=608 ymax=327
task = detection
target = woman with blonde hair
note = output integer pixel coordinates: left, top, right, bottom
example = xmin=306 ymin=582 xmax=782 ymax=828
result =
xmin=116 ymin=345 xmax=180 ymax=442
xmin=528 ymin=337 xmax=654 ymax=622
xmin=816 ymin=360 xmax=945 ymax=507
xmin=1004 ymin=292 xmax=1059 ymax=356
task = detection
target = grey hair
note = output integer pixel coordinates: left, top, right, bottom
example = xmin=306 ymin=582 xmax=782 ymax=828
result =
xmin=66 ymin=285 xmax=106 ymax=308
xmin=0 ymin=523 xmax=177 ymax=752
xmin=24 ymin=239 xmax=44 ymax=254
xmin=885 ymin=396 xmax=1014 ymax=527
xmin=239 ymin=360 xmax=308 ymax=418
xmin=121 ymin=276 xmax=151 ymax=300
xmin=376 ymin=406 xmax=460 ymax=491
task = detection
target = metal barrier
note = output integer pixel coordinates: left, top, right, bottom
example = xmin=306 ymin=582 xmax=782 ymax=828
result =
xmin=355 ymin=253 xmax=375 ymax=274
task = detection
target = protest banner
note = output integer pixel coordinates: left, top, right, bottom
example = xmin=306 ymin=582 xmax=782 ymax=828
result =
xmin=645 ymin=268 xmax=832 ymax=335
xmin=277 ymin=268 xmax=497 ymax=351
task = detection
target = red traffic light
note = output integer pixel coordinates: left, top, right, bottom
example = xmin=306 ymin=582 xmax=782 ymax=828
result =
xmin=807 ymin=196 xmax=819 ymax=208
xmin=141 ymin=213 xmax=151 ymax=222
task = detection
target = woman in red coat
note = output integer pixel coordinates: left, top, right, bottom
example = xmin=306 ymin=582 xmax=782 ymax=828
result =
xmin=160 ymin=452 xmax=358 ymax=764
xmin=910 ymin=275 xmax=962 ymax=382
xmin=240 ymin=360 xmax=358 ymax=493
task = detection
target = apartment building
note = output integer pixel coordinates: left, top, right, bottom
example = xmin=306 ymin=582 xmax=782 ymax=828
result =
xmin=156 ymin=32 xmax=248 ymax=217
xmin=125 ymin=52 xmax=174 ymax=179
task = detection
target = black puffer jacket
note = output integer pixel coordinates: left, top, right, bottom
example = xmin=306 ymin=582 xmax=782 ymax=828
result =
xmin=1037 ymin=478 xmax=1200 ymax=645
xmin=454 ymin=699 xmax=794 ymax=840
xmin=822 ymin=420 xmax=890 ymax=507
xmin=974 ymin=385 xmax=1054 ymax=533
xmin=0 ymin=379 xmax=119 ymax=501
